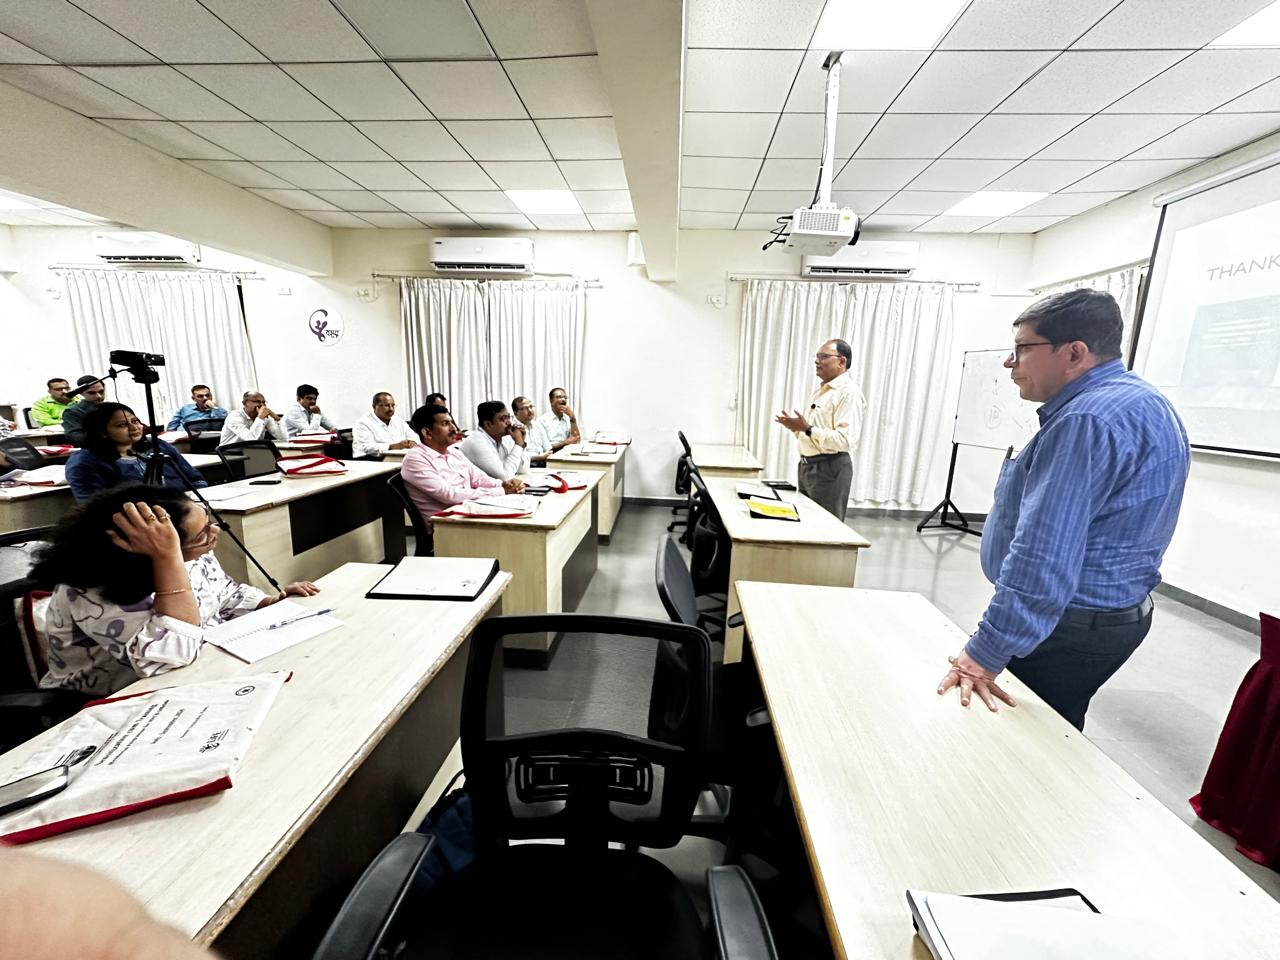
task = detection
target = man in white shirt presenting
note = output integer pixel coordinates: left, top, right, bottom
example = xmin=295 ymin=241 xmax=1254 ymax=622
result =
xmin=284 ymin=383 xmax=337 ymax=437
xmin=459 ymin=400 xmax=529 ymax=480
xmin=774 ymin=338 xmax=866 ymax=521
xmin=220 ymin=391 xmax=286 ymax=446
xmin=352 ymin=391 xmax=416 ymax=458
xmin=530 ymin=386 xmax=580 ymax=455
xmin=401 ymin=404 xmax=524 ymax=523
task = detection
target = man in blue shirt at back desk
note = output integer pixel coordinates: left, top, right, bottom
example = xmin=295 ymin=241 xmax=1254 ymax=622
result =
xmin=937 ymin=289 xmax=1190 ymax=731
xmin=167 ymin=383 xmax=228 ymax=431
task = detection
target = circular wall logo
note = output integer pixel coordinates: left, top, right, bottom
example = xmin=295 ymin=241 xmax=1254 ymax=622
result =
xmin=307 ymin=307 xmax=344 ymax=346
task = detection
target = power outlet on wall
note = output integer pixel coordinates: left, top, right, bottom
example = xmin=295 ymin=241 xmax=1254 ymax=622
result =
xmin=706 ymin=293 xmax=725 ymax=308
xmin=355 ymin=286 xmax=377 ymax=302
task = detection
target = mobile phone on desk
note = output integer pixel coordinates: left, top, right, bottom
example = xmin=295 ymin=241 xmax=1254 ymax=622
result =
xmin=0 ymin=764 xmax=70 ymax=816
xmin=249 ymin=478 xmax=282 ymax=485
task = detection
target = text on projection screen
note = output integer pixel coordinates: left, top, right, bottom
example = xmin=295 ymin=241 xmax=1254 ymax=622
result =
xmin=1137 ymin=195 xmax=1280 ymax=456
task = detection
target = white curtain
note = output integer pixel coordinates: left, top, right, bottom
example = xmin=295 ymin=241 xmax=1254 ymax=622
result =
xmin=738 ymin=279 xmax=955 ymax=506
xmin=1033 ymin=263 xmax=1146 ymax=362
xmin=60 ymin=268 xmax=256 ymax=423
xmin=400 ymin=277 xmax=584 ymax=429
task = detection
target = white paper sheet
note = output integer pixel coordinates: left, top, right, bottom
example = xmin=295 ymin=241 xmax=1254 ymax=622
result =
xmin=203 ymin=600 xmax=342 ymax=664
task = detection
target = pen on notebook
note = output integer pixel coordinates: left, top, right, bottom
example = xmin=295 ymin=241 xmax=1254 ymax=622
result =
xmin=268 ymin=608 xmax=333 ymax=630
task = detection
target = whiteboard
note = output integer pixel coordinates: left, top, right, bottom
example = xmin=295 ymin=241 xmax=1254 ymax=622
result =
xmin=952 ymin=349 xmax=1040 ymax=451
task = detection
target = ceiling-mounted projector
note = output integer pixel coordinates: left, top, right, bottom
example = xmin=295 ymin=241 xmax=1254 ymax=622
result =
xmin=785 ymin=203 xmax=861 ymax=253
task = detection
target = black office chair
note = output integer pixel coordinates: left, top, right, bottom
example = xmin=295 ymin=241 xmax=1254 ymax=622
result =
xmin=217 ymin=439 xmax=281 ymax=480
xmin=678 ymin=429 xmax=693 ymax=458
xmin=0 ymin=437 xmax=46 ymax=471
xmin=669 ymin=452 xmax=693 ymax=534
xmin=21 ymin=406 xmax=35 ymax=429
xmin=387 ymin=473 xmax=433 ymax=557
xmin=313 ymin=613 xmax=778 ymax=960
xmin=688 ymin=471 xmax=731 ymax=602
xmin=324 ymin=428 xmax=354 ymax=461
xmin=185 ymin=417 xmax=226 ymax=436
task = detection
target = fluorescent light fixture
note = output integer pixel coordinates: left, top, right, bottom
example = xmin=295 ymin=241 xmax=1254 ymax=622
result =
xmin=1210 ymin=0 xmax=1280 ymax=46
xmin=504 ymin=190 xmax=582 ymax=215
xmin=943 ymin=191 xmax=1047 ymax=218
xmin=812 ymin=0 xmax=968 ymax=50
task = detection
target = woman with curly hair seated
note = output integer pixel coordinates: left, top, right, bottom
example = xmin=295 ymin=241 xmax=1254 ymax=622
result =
xmin=64 ymin=402 xmax=208 ymax=503
xmin=31 ymin=484 xmax=319 ymax=694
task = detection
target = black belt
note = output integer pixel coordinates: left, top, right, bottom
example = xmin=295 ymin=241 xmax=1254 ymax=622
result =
xmin=1059 ymin=595 xmax=1154 ymax=629
xmin=799 ymin=452 xmax=849 ymax=463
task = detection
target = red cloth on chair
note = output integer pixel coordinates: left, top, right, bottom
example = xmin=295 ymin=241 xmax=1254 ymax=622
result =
xmin=1191 ymin=612 xmax=1280 ymax=870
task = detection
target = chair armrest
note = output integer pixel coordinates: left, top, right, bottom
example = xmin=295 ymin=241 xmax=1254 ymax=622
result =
xmin=707 ymin=865 xmax=779 ymax=960
xmin=726 ymin=613 xmax=744 ymax=629
xmin=744 ymin=707 xmax=771 ymax=730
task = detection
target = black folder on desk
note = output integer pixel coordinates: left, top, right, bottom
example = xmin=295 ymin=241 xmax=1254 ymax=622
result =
xmin=365 ymin=557 xmax=499 ymax=601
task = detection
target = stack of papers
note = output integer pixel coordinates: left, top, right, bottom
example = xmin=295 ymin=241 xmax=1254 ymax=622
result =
xmin=592 ymin=431 xmax=631 ymax=444
xmin=366 ymin=556 xmax=499 ymax=601
xmin=204 ymin=600 xmax=342 ymax=663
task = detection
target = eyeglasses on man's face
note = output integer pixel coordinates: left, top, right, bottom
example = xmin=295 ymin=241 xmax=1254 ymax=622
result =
xmin=815 ymin=352 xmax=839 ymax=362
xmin=1008 ymin=340 xmax=1056 ymax=362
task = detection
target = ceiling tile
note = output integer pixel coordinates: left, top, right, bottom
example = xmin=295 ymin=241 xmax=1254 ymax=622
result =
xmin=1073 ymin=0 xmax=1276 ymax=48
xmin=393 ymin=61 xmax=524 ymax=120
xmin=468 ymin=213 xmax=534 ymax=229
xmin=683 ymin=113 xmax=778 ymax=158
xmin=769 ymin=113 xmax=878 ymax=159
xmin=975 ymin=215 xmax=1068 ymax=233
xmin=297 ymin=210 xmax=375 ymax=227
xmin=986 ymin=159 xmax=1108 ymax=191
xmin=1106 ymin=49 xmax=1280 ymax=114
xmin=178 ymin=65 xmax=338 ymax=121
xmin=480 ymin=161 xmax=568 ymax=190
xmin=78 ymin=66 xmax=248 ymax=120
xmin=527 ymin=213 xmax=591 ymax=230
xmin=834 ymin=158 xmax=933 ymax=190
xmin=913 ymin=215 xmax=993 ymax=232
xmin=71 ymin=0 xmax=266 ymax=62
xmin=422 ymin=213 xmax=480 ymax=228
xmin=183 ymin=160 xmax=294 ymax=188
xmin=355 ymin=211 xmax=430 ymax=228
xmin=878 ymin=191 xmax=971 ymax=215
xmin=559 ymin=159 xmax=628 ymax=189
xmin=574 ymin=190 xmax=632 ymax=213
xmin=892 ymin=51 xmax=1055 ymax=113
xmin=855 ymin=114 xmax=982 ymax=159
xmin=355 ymin=121 xmax=469 ymax=161
xmin=469 ymin=0 xmax=595 ymax=57
xmin=1127 ymin=113 xmax=1280 ymax=160
xmin=439 ymin=191 xmax=519 ymax=213
xmin=198 ymin=0 xmax=377 ymax=61
xmin=785 ymin=49 xmax=928 ymax=114
xmin=248 ymin=188 xmax=338 ymax=210
xmin=737 ymin=213 xmax=792 ymax=231
xmin=183 ymin=122 xmax=314 ymax=160
xmin=586 ymin=213 xmax=637 ymax=230
xmin=0 ymin=66 xmax=159 ymax=118
xmin=685 ymin=49 xmax=804 ymax=113
xmin=1016 ymin=191 xmax=1124 ymax=216
xmin=682 ymin=156 xmax=762 ymax=190
xmin=505 ymin=56 xmax=610 ymax=119
xmin=1035 ymin=114 xmax=1195 ymax=160
xmin=374 ymin=191 xmax=457 ymax=213
xmin=861 ymin=214 xmax=931 ymax=231
xmin=0 ymin=0 xmax=154 ymax=63
xmin=996 ymin=51 xmax=1189 ymax=114
xmin=266 ymin=122 xmax=390 ymax=161
xmin=744 ymin=190 xmax=813 ymax=213
xmin=283 ymin=63 xmax=430 ymax=121
xmin=336 ymin=0 xmax=491 ymax=59
xmin=1216 ymin=77 xmax=1280 ymax=113
xmin=754 ymin=158 xmax=823 ymax=190
xmin=98 ymin=119 xmax=236 ymax=158
xmin=443 ymin=121 xmax=551 ymax=161
xmin=328 ymin=162 xmax=427 ymax=189
xmin=939 ymin=0 xmax=1119 ymax=48
xmin=536 ymin=118 xmax=621 ymax=160
xmin=0 ymin=33 xmax=54 ymax=63
xmin=402 ymin=162 xmax=497 ymax=190
xmin=1061 ymin=159 xmax=1195 ymax=192
xmin=681 ymin=188 xmax=748 ymax=213
xmin=907 ymin=158 xmax=1020 ymax=191
xmin=944 ymin=114 xmax=1084 ymax=159
xmin=832 ymin=190 xmax=894 ymax=210
xmin=685 ymin=0 xmax=826 ymax=48
xmin=311 ymin=190 xmax=398 ymax=211
xmin=254 ymin=161 xmax=362 ymax=189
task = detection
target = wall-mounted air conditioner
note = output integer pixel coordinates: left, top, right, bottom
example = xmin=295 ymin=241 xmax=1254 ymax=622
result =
xmin=93 ymin=231 xmax=201 ymax=264
xmin=801 ymin=240 xmax=918 ymax=280
xmin=431 ymin=237 xmax=534 ymax=276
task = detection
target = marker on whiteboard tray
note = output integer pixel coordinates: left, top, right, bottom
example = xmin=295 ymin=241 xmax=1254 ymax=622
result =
xmin=1005 ymin=445 xmax=1014 ymax=460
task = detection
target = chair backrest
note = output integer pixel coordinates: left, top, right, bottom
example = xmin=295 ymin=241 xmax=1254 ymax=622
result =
xmin=677 ymin=430 xmax=692 ymax=457
xmin=21 ymin=407 xmax=35 ymax=429
xmin=654 ymin=534 xmax=699 ymax=629
xmin=673 ymin=453 xmax=692 ymax=496
xmin=185 ymin=417 xmax=226 ymax=436
xmin=386 ymin=473 xmax=433 ymax=556
xmin=217 ymin=439 xmax=280 ymax=480
xmin=0 ymin=438 xmax=45 ymax=471
xmin=461 ymin=613 xmax=711 ymax=852
xmin=0 ymin=527 xmax=55 ymax=689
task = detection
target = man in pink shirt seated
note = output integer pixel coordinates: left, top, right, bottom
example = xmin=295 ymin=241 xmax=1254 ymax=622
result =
xmin=401 ymin=403 xmax=525 ymax=522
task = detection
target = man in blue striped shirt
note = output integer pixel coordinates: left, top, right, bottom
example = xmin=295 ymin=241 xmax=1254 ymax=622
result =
xmin=937 ymin=289 xmax=1190 ymax=730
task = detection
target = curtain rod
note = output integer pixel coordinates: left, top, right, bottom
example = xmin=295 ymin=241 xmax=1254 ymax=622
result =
xmin=1027 ymin=259 xmax=1148 ymax=294
xmin=49 ymin=264 xmax=263 ymax=279
xmin=727 ymin=272 xmax=981 ymax=291
xmin=372 ymin=270 xmax=602 ymax=288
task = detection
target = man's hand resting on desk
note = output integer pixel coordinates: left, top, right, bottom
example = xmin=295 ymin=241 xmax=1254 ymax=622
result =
xmin=260 ymin=581 xmax=321 ymax=606
xmin=936 ymin=647 xmax=1016 ymax=713
xmin=502 ymin=478 xmax=526 ymax=494
xmin=389 ymin=439 xmax=415 ymax=450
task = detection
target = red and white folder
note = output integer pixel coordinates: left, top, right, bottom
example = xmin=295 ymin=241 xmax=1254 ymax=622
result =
xmin=276 ymin=453 xmax=347 ymax=477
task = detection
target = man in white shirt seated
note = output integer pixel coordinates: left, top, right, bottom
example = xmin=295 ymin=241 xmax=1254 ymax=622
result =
xmin=530 ymin=386 xmax=580 ymax=455
xmin=401 ymin=404 xmax=524 ymax=523
xmin=459 ymin=400 xmax=529 ymax=480
xmin=283 ymin=383 xmax=338 ymax=437
xmin=352 ymin=391 xmax=416 ymax=458
xmin=220 ymin=390 xmax=286 ymax=446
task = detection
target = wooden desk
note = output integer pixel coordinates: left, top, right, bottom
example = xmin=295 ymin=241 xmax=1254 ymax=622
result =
xmin=704 ymin=478 xmax=869 ymax=662
xmin=736 ymin=582 xmax=1280 ymax=960
xmin=0 ymin=562 xmax=509 ymax=959
xmin=432 ymin=470 xmax=601 ymax=666
xmin=12 ymin=426 xmax=68 ymax=445
xmin=205 ymin=460 xmax=404 ymax=592
xmin=690 ymin=442 xmax=764 ymax=480
xmin=544 ymin=443 xmax=627 ymax=542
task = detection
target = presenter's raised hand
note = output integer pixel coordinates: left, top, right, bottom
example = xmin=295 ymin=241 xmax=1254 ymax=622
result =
xmin=774 ymin=409 xmax=808 ymax=432
xmin=936 ymin=647 xmax=1016 ymax=713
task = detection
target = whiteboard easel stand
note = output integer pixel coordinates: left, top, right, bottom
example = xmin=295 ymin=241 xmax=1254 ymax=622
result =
xmin=916 ymin=442 xmax=980 ymax=537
